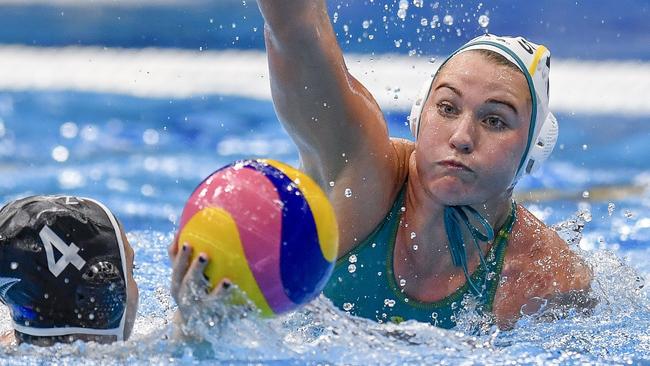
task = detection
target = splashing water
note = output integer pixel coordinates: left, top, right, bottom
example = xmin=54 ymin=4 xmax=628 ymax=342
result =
xmin=1 ymin=91 xmax=649 ymax=364
xmin=478 ymin=14 xmax=490 ymax=28
xmin=2 ymin=206 xmax=648 ymax=365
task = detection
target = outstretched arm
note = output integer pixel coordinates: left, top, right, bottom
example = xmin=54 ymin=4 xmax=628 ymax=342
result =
xmin=257 ymin=1 xmax=407 ymax=254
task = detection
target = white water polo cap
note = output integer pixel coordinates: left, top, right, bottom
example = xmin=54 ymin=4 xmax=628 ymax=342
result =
xmin=409 ymin=34 xmax=559 ymax=184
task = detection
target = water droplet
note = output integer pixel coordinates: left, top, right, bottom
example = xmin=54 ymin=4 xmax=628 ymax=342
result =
xmin=80 ymin=125 xmax=99 ymax=141
xmin=64 ymin=278 xmax=69 ymax=284
xmin=394 ymin=39 xmax=402 ymax=48
xmin=52 ymin=145 xmax=70 ymax=162
xmin=397 ymin=0 xmax=409 ymax=20
xmin=344 ymin=188 xmax=353 ymax=198
xmin=44 ymin=293 xmax=49 ymax=299
xmin=343 ymin=302 xmax=354 ymax=311
xmin=478 ymin=14 xmax=490 ymax=27
xmin=10 ymin=262 xmax=18 ymax=270
xmin=141 ymin=184 xmax=155 ymax=197
xmin=431 ymin=15 xmax=439 ymax=28
xmin=88 ymin=313 xmax=95 ymax=320
xmin=90 ymin=297 xmax=95 ymax=303
xmin=412 ymin=244 xmax=418 ymax=250
xmin=329 ymin=181 xmax=335 ymax=187
xmin=451 ymin=301 xmax=458 ymax=309
xmin=377 ymin=271 xmax=382 ymax=276
xmin=413 ymin=0 xmax=424 ymax=8
xmin=399 ymin=279 xmax=407 ymax=287
xmin=431 ymin=312 xmax=438 ymax=319
xmin=343 ymin=24 xmax=349 ymax=33
xmin=400 ymin=206 xmax=406 ymax=212
xmin=349 ymin=254 xmax=358 ymax=263
xmin=348 ymin=264 xmax=357 ymax=273
xmin=362 ymin=20 xmax=370 ymax=29
xmin=499 ymin=276 xmax=508 ymax=285
xmin=582 ymin=190 xmax=590 ymax=199
xmin=624 ymin=210 xmax=634 ymax=219
xmin=582 ymin=144 xmax=588 ymax=151
xmin=420 ymin=18 xmax=428 ymax=26
xmin=608 ymin=203 xmax=615 ymax=216
xmin=60 ymin=122 xmax=78 ymax=139
xmin=384 ymin=298 xmax=396 ymax=307
xmin=143 ymin=129 xmax=160 ymax=145
xmin=428 ymin=57 xmax=437 ymax=63
xmin=443 ymin=14 xmax=454 ymax=26
xmin=410 ymin=232 xmax=417 ymax=239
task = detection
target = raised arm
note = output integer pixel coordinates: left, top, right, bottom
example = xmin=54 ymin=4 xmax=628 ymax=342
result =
xmin=257 ymin=1 xmax=409 ymax=254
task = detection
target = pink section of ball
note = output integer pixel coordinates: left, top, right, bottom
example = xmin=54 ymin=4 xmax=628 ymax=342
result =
xmin=180 ymin=165 xmax=295 ymax=313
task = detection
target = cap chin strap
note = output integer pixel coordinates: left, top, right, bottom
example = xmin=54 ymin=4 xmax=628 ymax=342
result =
xmin=11 ymin=197 xmax=128 ymax=342
xmin=444 ymin=205 xmax=494 ymax=297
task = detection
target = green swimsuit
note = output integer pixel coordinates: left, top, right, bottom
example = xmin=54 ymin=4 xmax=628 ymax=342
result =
xmin=323 ymin=188 xmax=516 ymax=329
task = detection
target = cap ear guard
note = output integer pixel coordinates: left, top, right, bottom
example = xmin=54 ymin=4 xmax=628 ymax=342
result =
xmin=522 ymin=112 xmax=559 ymax=176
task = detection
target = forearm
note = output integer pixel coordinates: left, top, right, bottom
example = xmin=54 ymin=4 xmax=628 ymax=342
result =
xmin=256 ymin=0 xmax=394 ymax=197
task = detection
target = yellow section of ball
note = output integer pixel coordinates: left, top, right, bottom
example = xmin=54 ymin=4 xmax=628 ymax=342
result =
xmin=262 ymin=159 xmax=339 ymax=263
xmin=177 ymin=206 xmax=274 ymax=317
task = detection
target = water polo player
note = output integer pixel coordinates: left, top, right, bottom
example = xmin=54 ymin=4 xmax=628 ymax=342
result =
xmin=248 ymin=1 xmax=594 ymax=329
xmin=0 ymin=195 xmax=138 ymax=345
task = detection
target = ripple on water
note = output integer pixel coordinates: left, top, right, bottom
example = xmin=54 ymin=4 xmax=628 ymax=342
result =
xmin=0 ymin=223 xmax=649 ymax=365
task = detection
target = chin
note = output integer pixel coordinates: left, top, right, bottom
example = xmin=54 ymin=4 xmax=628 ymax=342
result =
xmin=429 ymin=181 xmax=478 ymax=206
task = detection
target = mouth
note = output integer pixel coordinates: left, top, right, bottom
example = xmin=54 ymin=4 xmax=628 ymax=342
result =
xmin=438 ymin=159 xmax=473 ymax=172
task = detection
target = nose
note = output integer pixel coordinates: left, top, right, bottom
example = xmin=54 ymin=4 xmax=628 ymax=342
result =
xmin=448 ymin=115 xmax=475 ymax=154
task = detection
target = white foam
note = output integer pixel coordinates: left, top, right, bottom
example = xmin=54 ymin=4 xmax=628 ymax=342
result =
xmin=0 ymin=46 xmax=648 ymax=116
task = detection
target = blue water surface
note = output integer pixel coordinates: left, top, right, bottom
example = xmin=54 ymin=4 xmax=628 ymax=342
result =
xmin=0 ymin=90 xmax=649 ymax=365
xmin=0 ymin=0 xmax=649 ymax=364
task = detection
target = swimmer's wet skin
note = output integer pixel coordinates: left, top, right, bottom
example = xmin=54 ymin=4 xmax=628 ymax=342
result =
xmin=257 ymin=1 xmax=594 ymax=329
xmin=0 ymin=196 xmax=138 ymax=346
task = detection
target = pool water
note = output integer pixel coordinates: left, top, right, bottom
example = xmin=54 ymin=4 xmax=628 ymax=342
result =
xmin=0 ymin=90 xmax=649 ymax=365
xmin=1 ymin=0 xmax=649 ymax=364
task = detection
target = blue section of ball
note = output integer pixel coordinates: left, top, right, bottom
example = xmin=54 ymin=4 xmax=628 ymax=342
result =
xmin=245 ymin=160 xmax=332 ymax=305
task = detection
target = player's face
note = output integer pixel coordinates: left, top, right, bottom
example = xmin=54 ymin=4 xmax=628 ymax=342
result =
xmin=415 ymin=51 xmax=531 ymax=205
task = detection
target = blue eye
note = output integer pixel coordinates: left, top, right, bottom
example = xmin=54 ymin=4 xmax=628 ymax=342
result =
xmin=484 ymin=116 xmax=507 ymax=130
xmin=437 ymin=102 xmax=457 ymax=116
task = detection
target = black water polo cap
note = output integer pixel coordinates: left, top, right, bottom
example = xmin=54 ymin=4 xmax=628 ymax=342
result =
xmin=0 ymin=195 xmax=130 ymax=341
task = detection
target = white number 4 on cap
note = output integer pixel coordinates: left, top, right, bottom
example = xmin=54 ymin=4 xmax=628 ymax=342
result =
xmin=39 ymin=226 xmax=87 ymax=277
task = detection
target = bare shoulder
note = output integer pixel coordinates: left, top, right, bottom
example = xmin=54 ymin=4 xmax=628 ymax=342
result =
xmin=508 ymin=205 xmax=592 ymax=291
xmin=493 ymin=204 xmax=594 ymax=327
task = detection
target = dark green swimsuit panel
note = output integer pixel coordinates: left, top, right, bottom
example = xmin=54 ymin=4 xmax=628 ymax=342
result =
xmin=323 ymin=188 xmax=516 ymax=329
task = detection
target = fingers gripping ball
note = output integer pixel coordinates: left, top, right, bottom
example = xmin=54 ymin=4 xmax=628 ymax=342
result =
xmin=176 ymin=159 xmax=339 ymax=317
